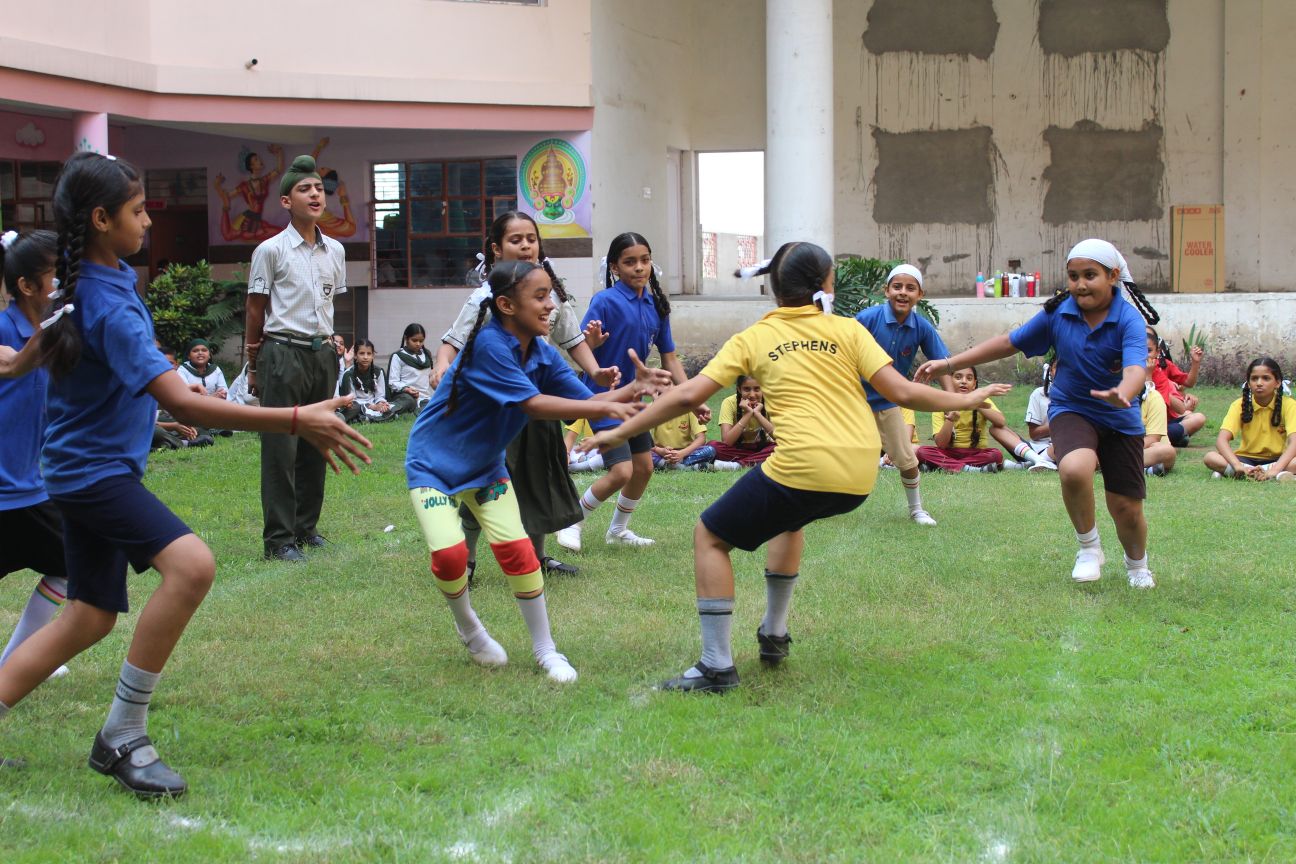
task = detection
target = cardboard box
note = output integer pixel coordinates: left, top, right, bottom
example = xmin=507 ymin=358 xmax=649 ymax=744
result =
xmin=1171 ymin=205 xmax=1224 ymax=293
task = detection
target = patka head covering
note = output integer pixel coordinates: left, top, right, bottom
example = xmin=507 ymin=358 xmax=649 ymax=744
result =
xmin=280 ymin=155 xmax=321 ymax=197
xmin=1065 ymin=239 xmax=1122 ymax=272
xmin=885 ymin=263 xmax=924 ymax=288
xmin=186 ymin=338 xmax=210 ymax=353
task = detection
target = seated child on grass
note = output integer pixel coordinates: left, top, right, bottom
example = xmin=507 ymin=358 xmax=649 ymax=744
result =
xmin=565 ymin=417 xmax=603 ymax=472
xmin=917 ymin=367 xmax=1050 ymax=473
xmin=176 ymin=339 xmax=227 ymax=398
xmin=1024 ymin=361 xmax=1058 ymax=464
xmin=1148 ymin=327 xmax=1206 ymax=446
xmin=650 ymin=410 xmax=741 ymax=471
xmin=338 ymin=339 xmax=395 ymax=424
xmin=1139 ymin=381 xmax=1176 ymax=477
xmin=708 ymin=375 xmax=776 ymax=466
xmin=1204 ymin=357 xmax=1296 ymax=481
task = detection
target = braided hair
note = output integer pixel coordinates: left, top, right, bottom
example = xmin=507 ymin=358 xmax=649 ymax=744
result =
xmin=39 ymin=152 xmax=143 ymax=378
xmin=1240 ymin=357 xmax=1285 ymax=427
xmin=965 ymin=366 xmax=982 ymax=448
xmin=482 ymin=211 xmax=568 ymax=303
xmin=446 ymin=260 xmax=544 ymax=415
xmin=606 ymin=232 xmax=670 ymax=319
xmin=1 ymin=229 xmax=57 ymax=300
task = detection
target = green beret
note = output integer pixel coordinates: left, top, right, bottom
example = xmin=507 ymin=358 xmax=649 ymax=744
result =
xmin=280 ymin=155 xmax=321 ymax=197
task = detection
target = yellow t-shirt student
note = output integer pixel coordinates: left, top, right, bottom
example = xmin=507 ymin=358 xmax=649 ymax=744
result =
xmin=900 ymin=406 xmax=919 ymax=444
xmin=565 ymin=417 xmax=592 ymax=440
xmin=718 ymin=394 xmax=765 ymax=444
xmin=1221 ymin=394 xmax=1296 ymax=460
xmin=928 ymin=399 xmax=999 ymax=449
xmin=699 ymin=305 xmax=891 ymax=494
xmin=653 ymin=412 xmax=705 ymax=450
xmin=1141 ymin=388 xmax=1168 ymax=439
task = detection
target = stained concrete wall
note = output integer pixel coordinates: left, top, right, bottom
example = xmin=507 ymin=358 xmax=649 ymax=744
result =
xmin=604 ymin=0 xmax=1293 ymax=295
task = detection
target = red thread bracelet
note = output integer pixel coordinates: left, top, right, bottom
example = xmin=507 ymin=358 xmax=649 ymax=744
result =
xmin=290 ymin=405 xmax=299 ymax=435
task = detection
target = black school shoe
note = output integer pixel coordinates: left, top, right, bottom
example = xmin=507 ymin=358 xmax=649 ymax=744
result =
xmin=88 ymin=733 xmax=187 ymax=798
xmin=1 ymin=755 xmax=26 ymax=769
xmin=296 ymin=534 xmax=329 ymax=549
xmin=659 ymin=662 xmax=740 ymax=693
xmin=756 ymin=626 xmax=792 ymax=666
xmin=540 ymin=556 xmax=579 ymax=576
xmin=266 ymin=543 xmax=305 ymax=563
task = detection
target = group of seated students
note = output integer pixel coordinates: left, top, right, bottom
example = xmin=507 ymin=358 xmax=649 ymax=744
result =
xmin=567 ymin=375 xmax=777 ymax=473
xmin=885 ymin=326 xmax=1213 ymax=478
xmin=334 ymin=324 xmax=433 ymax=424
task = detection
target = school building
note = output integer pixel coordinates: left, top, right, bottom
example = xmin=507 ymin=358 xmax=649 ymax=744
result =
xmin=2 ymin=0 xmax=1295 ymax=363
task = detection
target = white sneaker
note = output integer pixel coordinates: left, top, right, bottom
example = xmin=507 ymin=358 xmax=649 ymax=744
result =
xmin=1071 ymin=547 xmax=1105 ymax=583
xmin=713 ymin=460 xmax=743 ymax=471
xmin=556 ymin=522 xmax=582 ymax=552
xmin=1127 ymin=568 xmax=1156 ymax=589
xmin=1276 ymin=471 xmax=1295 ymax=483
xmin=47 ymin=665 xmax=70 ymax=680
xmin=1002 ymin=460 xmax=1026 ymax=471
xmin=457 ymin=625 xmax=508 ymax=667
xmin=606 ymin=528 xmax=654 ymax=547
xmin=1028 ymin=460 xmax=1058 ymax=473
xmin=537 ymin=651 xmax=578 ymax=683
xmin=910 ymin=508 xmax=937 ymax=526
xmin=1210 ymin=471 xmax=1223 ymax=479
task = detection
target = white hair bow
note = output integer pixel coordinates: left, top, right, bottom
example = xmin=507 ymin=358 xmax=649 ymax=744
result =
xmin=0 ymin=230 xmax=17 ymax=251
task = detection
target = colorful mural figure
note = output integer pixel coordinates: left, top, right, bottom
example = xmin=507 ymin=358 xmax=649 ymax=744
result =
xmin=310 ymin=137 xmax=357 ymax=239
xmin=213 ymin=143 xmax=285 ymax=242
xmin=520 ymin=138 xmax=589 ymax=238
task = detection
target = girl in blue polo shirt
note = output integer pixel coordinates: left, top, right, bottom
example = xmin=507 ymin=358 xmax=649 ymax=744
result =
xmin=0 ymin=152 xmax=371 ymax=796
xmin=406 ymin=260 xmax=667 ymax=684
xmin=0 ymin=230 xmax=71 ymax=682
xmin=556 ymin=232 xmax=705 ymax=551
xmin=918 ymin=239 xmax=1160 ymax=590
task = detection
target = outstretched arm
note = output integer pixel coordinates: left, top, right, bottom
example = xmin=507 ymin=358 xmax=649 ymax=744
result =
xmin=869 ymin=364 xmax=1011 ymax=413
xmin=579 ymin=374 xmax=723 ymax=453
xmin=914 ymin=335 xmax=1017 ymax=383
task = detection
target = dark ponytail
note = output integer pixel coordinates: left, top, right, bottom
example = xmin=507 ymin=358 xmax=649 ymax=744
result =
xmin=446 ymin=260 xmax=542 ymax=415
xmin=742 ymin=242 xmax=833 ymax=304
xmin=606 ymin=232 xmax=669 ymax=318
xmin=483 ymin=211 xmax=569 ymax=303
xmin=967 ymin=366 xmax=981 ymax=448
xmin=1 ymin=230 xmax=58 ymax=299
xmin=39 ymin=152 xmax=142 ymax=378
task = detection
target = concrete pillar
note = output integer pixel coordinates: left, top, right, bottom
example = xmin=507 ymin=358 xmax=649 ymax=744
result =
xmin=73 ymin=112 xmax=108 ymax=154
xmin=765 ymin=0 xmax=833 ymax=253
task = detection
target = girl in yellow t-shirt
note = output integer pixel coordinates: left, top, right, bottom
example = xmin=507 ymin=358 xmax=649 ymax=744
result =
xmin=916 ymin=367 xmax=1047 ymax=473
xmin=709 ymin=375 xmax=777 ymax=466
xmin=1204 ymin=357 xmax=1296 ymax=481
xmin=564 ymin=418 xmax=603 ymax=473
xmin=575 ymin=241 xmax=1009 ymax=694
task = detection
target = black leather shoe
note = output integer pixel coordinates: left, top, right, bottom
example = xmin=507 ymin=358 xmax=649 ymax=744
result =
xmin=88 ymin=733 xmax=187 ymax=798
xmin=296 ymin=534 xmax=329 ymax=549
xmin=756 ymin=626 xmax=792 ymax=665
xmin=659 ymin=662 xmax=740 ymax=693
xmin=1 ymin=755 xmax=25 ymax=769
xmin=267 ymin=543 xmax=305 ymax=562
xmin=540 ymin=556 xmax=579 ymax=576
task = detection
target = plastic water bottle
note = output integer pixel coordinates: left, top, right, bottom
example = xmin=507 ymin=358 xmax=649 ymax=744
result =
xmin=975 ymin=271 xmax=985 ymax=298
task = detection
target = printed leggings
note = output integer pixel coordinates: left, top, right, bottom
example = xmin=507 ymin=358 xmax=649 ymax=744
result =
xmin=410 ymin=480 xmax=542 ymax=599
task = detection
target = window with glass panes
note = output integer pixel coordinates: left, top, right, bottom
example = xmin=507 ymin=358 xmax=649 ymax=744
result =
xmin=0 ymin=160 xmax=62 ymax=233
xmin=371 ymin=158 xmax=517 ymax=289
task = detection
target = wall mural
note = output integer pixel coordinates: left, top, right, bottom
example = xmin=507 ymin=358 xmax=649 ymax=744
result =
xmin=518 ymin=133 xmax=591 ymax=239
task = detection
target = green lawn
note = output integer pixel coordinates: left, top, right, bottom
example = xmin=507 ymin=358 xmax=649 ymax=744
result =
xmin=2 ymin=385 xmax=1294 ymax=863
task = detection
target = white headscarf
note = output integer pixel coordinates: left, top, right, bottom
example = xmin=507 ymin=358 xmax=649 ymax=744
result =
xmin=885 ymin=263 xmax=924 ymax=288
xmin=1065 ymin=239 xmax=1121 ymax=273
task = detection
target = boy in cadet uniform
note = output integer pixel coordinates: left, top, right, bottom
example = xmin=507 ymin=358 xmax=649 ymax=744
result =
xmin=243 ymin=155 xmax=347 ymax=562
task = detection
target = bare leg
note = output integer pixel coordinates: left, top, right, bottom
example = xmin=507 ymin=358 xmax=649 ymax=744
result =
xmin=1057 ymin=449 xmax=1099 ymax=533
xmin=1105 ymin=491 xmax=1147 ymax=560
xmin=0 ymin=602 xmax=116 ymax=708
xmin=1202 ymin=451 xmax=1230 ymax=473
xmin=589 ymin=460 xmax=632 ymax=502
xmin=1143 ymin=442 xmax=1177 ymax=471
xmin=623 ymin=451 xmax=655 ymax=500
xmin=126 ymin=535 xmax=215 ymax=673
xmin=694 ymin=521 xmax=735 ymax=598
xmin=765 ymin=530 xmax=805 ymax=575
xmin=1181 ymin=412 xmax=1207 ymax=437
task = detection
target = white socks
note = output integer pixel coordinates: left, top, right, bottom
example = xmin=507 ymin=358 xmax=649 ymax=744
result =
xmin=902 ymin=474 xmax=922 ymax=512
xmin=1013 ymin=442 xmax=1043 ymax=465
xmin=1123 ymin=553 xmax=1149 ymax=573
xmin=1076 ymin=526 xmax=1100 ymax=550
xmin=0 ymin=576 xmax=68 ymax=667
xmin=101 ymin=661 xmax=160 ymax=748
xmin=697 ymin=597 xmax=735 ymax=671
xmin=608 ymin=493 xmax=640 ymax=535
xmin=517 ymin=594 xmax=577 ymax=682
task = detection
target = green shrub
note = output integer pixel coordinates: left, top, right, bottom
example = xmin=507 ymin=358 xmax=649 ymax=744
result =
xmin=148 ymin=261 xmax=245 ymax=355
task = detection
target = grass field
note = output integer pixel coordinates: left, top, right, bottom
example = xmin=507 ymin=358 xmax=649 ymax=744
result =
xmin=1 ymin=384 xmax=1294 ymax=863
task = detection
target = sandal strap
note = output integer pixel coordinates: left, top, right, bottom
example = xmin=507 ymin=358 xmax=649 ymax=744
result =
xmin=99 ymin=735 xmax=154 ymax=771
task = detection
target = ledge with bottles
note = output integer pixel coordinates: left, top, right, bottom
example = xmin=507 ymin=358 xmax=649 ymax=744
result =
xmin=975 ymin=259 xmax=1041 ymax=298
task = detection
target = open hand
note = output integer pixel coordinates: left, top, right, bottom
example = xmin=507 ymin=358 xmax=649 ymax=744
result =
xmin=695 ymin=404 xmax=712 ymax=423
xmin=576 ymin=428 xmax=628 ymax=454
xmin=965 ymin=383 xmax=1011 ymax=409
xmin=914 ymin=358 xmax=950 ymax=385
xmin=1190 ymin=346 xmax=1204 ymax=363
xmin=627 ymin=348 xmax=673 ymax=394
xmin=591 ymin=365 xmax=621 ymax=389
xmin=215 ymin=387 xmax=228 ymax=399
xmin=296 ymin=396 xmax=374 ymax=475
xmin=583 ymin=319 xmax=609 ymax=349
xmin=1089 ymin=387 xmax=1130 ymax=408
xmin=599 ymin=400 xmax=646 ymax=423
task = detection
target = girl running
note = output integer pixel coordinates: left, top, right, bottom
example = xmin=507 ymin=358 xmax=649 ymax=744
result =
xmin=406 ymin=260 xmax=669 ymax=683
xmin=576 ymin=241 xmax=1008 ymax=692
xmin=917 ymin=239 xmax=1160 ymax=589
xmin=0 ymin=152 xmax=370 ymax=796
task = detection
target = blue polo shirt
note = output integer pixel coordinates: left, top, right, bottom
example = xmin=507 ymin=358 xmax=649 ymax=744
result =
xmin=42 ymin=261 xmax=174 ymax=497
xmin=1009 ymin=291 xmax=1147 ymax=435
xmin=0 ymin=304 xmax=49 ymax=509
xmin=581 ymin=280 xmax=674 ymax=431
xmin=406 ymin=318 xmax=593 ymax=494
xmin=855 ymin=303 xmax=950 ymax=411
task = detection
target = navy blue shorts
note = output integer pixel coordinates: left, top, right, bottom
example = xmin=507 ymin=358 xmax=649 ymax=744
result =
xmin=51 ymin=474 xmax=193 ymax=613
xmin=0 ymin=499 xmax=66 ymax=580
xmin=602 ymin=431 xmax=654 ymax=469
xmin=1167 ymin=420 xmax=1189 ymax=448
xmin=700 ymin=465 xmax=868 ymax=552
